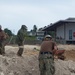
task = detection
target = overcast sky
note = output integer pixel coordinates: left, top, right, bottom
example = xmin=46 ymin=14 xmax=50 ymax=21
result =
xmin=0 ymin=0 xmax=75 ymax=34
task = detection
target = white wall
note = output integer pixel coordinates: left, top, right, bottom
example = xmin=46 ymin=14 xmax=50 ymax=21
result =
xmin=37 ymin=31 xmax=44 ymax=36
xmin=65 ymin=23 xmax=75 ymax=41
xmin=56 ymin=25 xmax=64 ymax=39
xmin=56 ymin=23 xmax=75 ymax=41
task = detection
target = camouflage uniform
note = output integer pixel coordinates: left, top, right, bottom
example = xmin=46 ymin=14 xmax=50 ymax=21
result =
xmin=16 ymin=25 xmax=27 ymax=56
xmin=0 ymin=40 xmax=5 ymax=55
xmin=0 ymin=26 xmax=6 ymax=55
xmin=39 ymin=35 xmax=57 ymax=75
xmin=39 ymin=53 xmax=55 ymax=75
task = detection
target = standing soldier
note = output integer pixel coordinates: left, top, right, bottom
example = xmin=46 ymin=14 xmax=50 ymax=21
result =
xmin=38 ymin=35 xmax=57 ymax=75
xmin=16 ymin=25 xmax=27 ymax=56
xmin=0 ymin=25 xmax=7 ymax=55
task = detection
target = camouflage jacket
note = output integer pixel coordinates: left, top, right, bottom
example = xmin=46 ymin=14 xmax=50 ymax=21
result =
xmin=16 ymin=29 xmax=26 ymax=45
xmin=0 ymin=30 xmax=6 ymax=41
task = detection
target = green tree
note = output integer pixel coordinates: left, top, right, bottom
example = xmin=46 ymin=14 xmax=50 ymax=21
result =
xmin=4 ymin=28 xmax=13 ymax=36
xmin=33 ymin=25 xmax=37 ymax=32
xmin=45 ymin=31 xmax=55 ymax=38
xmin=32 ymin=25 xmax=37 ymax=36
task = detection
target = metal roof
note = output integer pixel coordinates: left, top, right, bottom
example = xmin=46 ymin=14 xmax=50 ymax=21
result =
xmin=42 ymin=18 xmax=75 ymax=31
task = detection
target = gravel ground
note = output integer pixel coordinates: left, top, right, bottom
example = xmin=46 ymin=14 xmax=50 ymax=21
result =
xmin=0 ymin=45 xmax=75 ymax=75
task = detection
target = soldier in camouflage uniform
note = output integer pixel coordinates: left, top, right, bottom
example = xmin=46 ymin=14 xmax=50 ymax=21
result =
xmin=16 ymin=25 xmax=27 ymax=56
xmin=39 ymin=35 xmax=57 ymax=75
xmin=0 ymin=25 xmax=7 ymax=55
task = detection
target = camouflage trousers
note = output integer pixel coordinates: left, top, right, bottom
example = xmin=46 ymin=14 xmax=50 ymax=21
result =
xmin=38 ymin=53 xmax=55 ymax=75
xmin=0 ymin=41 xmax=5 ymax=55
xmin=17 ymin=45 xmax=24 ymax=56
xmin=17 ymin=48 xmax=23 ymax=56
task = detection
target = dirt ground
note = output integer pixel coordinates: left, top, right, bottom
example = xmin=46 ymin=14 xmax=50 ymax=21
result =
xmin=23 ymin=45 xmax=75 ymax=61
xmin=0 ymin=45 xmax=75 ymax=75
xmin=65 ymin=50 xmax=75 ymax=61
xmin=24 ymin=47 xmax=75 ymax=61
xmin=57 ymin=44 xmax=75 ymax=61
